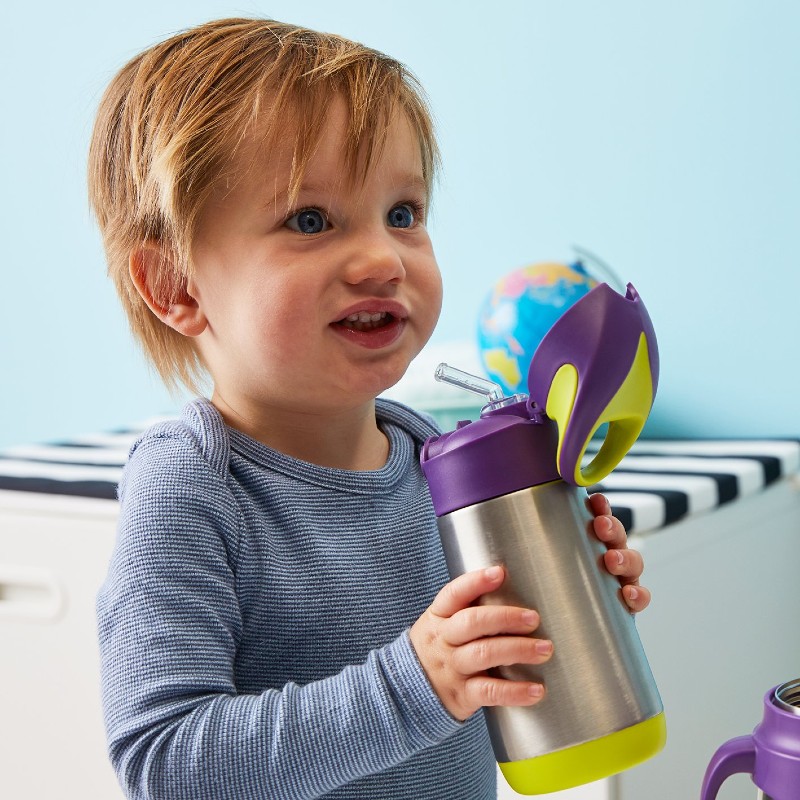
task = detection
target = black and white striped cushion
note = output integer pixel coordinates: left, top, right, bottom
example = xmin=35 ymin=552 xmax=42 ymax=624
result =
xmin=587 ymin=439 xmax=800 ymax=533
xmin=0 ymin=428 xmax=798 ymax=534
xmin=0 ymin=427 xmax=153 ymax=500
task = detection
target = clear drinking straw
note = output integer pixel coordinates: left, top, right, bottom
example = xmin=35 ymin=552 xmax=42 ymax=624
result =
xmin=434 ymin=363 xmax=504 ymax=404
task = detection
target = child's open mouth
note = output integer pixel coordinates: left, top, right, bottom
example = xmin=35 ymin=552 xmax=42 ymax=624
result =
xmin=338 ymin=311 xmax=394 ymax=332
xmin=331 ymin=307 xmax=406 ymax=349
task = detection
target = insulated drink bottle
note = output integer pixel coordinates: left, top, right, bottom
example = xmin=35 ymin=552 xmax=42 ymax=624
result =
xmin=420 ymin=283 xmax=666 ymax=794
xmin=701 ymin=679 xmax=800 ymax=800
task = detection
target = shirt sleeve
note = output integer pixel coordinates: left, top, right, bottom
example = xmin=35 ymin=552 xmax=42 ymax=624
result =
xmin=97 ymin=431 xmax=461 ymax=800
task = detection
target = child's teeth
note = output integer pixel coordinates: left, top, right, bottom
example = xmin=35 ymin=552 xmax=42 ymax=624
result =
xmin=346 ymin=312 xmax=387 ymax=323
xmin=341 ymin=311 xmax=390 ymax=330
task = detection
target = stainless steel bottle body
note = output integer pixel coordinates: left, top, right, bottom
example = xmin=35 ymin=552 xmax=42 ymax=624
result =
xmin=436 ymin=479 xmax=663 ymax=763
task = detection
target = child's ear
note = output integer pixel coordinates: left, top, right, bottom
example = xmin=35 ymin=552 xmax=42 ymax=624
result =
xmin=129 ymin=243 xmax=207 ymax=338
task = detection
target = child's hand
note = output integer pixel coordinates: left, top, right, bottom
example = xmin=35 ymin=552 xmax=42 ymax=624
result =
xmin=587 ymin=492 xmax=651 ymax=614
xmin=409 ymin=566 xmax=552 ymax=722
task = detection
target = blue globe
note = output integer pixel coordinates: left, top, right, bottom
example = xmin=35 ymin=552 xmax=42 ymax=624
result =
xmin=477 ymin=261 xmax=598 ymax=396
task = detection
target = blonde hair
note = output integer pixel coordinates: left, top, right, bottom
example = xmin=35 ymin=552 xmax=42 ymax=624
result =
xmin=88 ymin=17 xmax=439 ymax=393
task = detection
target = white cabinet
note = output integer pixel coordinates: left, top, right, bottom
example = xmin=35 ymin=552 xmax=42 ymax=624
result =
xmin=0 ymin=493 xmax=123 ymax=799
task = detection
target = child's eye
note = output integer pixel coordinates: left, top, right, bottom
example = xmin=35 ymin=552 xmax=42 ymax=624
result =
xmin=285 ymin=208 xmax=329 ymax=234
xmin=387 ymin=203 xmax=419 ymax=229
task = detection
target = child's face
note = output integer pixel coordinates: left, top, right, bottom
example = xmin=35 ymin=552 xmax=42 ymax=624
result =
xmin=187 ymin=97 xmax=443 ymax=418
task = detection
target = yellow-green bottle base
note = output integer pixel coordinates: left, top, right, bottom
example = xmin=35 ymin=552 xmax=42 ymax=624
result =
xmin=498 ymin=712 xmax=667 ymax=795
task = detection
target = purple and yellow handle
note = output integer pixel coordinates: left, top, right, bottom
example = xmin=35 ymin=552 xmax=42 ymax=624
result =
xmin=527 ymin=283 xmax=659 ymax=487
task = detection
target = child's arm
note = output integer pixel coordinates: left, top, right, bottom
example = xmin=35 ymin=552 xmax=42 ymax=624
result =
xmin=98 ymin=432 xmax=470 ymax=800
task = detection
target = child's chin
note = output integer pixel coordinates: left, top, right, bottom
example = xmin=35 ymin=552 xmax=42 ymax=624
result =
xmin=351 ymin=361 xmax=409 ymax=398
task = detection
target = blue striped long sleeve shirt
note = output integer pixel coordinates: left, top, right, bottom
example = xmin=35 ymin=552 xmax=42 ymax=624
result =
xmin=96 ymin=397 xmax=495 ymax=799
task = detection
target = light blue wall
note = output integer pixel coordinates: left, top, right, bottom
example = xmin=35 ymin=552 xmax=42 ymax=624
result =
xmin=1 ymin=0 xmax=797 ymax=448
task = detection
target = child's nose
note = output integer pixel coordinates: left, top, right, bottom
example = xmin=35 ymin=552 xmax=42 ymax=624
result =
xmin=341 ymin=231 xmax=406 ymax=286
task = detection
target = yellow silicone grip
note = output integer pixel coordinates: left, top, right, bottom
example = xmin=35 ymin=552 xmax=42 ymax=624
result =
xmin=498 ymin=711 xmax=667 ymax=795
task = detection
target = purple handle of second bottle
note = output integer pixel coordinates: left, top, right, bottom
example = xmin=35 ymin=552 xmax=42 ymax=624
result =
xmin=700 ymin=735 xmax=756 ymax=800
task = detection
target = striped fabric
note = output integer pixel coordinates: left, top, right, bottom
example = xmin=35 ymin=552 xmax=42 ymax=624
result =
xmin=1 ymin=423 xmax=797 ymax=536
xmin=0 ymin=424 xmax=165 ymax=500
xmin=586 ymin=438 xmax=800 ymax=533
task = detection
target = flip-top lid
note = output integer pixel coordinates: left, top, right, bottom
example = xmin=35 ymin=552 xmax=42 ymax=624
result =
xmin=420 ymin=282 xmax=659 ymax=516
xmin=526 ymin=282 xmax=659 ymax=486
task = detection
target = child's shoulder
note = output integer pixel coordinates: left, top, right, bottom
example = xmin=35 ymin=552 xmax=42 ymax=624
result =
xmin=126 ymin=398 xmax=230 ymax=479
xmin=375 ymin=397 xmax=442 ymax=441
xmin=115 ymin=400 xmax=243 ymax=554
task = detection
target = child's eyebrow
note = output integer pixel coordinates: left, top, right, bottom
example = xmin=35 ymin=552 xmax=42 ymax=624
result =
xmin=261 ymin=173 xmax=428 ymax=212
xmin=390 ymin=174 xmax=428 ymax=195
xmin=259 ymin=178 xmax=341 ymax=208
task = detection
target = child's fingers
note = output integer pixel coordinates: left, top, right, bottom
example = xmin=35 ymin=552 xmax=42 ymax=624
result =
xmin=592 ymin=512 xmax=628 ymax=550
xmin=603 ymin=546 xmax=644 ymax=582
xmin=588 ymin=494 xmax=633 ymax=555
xmin=428 ymin=566 xmax=505 ymax=619
xmin=452 ymin=634 xmax=553 ymax=675
xmin=622 ymin=583 xmax=651 ymax=613
xmin=446 ymin=604 xmax=540 ymax=646
xmin=464 ymin=674 xmax=545 ymax=708
xmin=586 ymin=491 xmax=612 ymax=518
xmin=603 ymin=548 xmax=651 ymax=611
xmin=589 ymin=500 xmax=652 ymax=612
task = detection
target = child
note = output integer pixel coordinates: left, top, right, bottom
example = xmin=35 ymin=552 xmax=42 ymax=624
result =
xmin=90 ymin=18 xmax=650 ymax=800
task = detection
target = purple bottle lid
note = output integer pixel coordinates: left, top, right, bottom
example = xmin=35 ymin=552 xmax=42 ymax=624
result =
xmin=421 ymin=282 xmax=659 ymax=516
xmin=421 ymin=400 xmax=561 ymax=517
